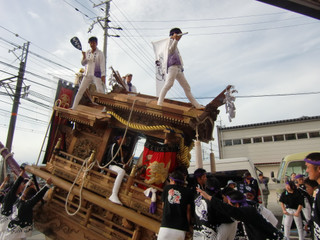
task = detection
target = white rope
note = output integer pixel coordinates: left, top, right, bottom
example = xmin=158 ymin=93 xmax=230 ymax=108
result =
xmin=65 ymin=156 xmax=96 ymax=216
xmin=96 ymin=99 xmax=137 ymax=169
xmin=4 ymin=152 xmax=13 ymax=162
xmin=65 ymin=99 xmax=137 ymax=216
xmin=0 ymin=147 xmax=8 ymax=155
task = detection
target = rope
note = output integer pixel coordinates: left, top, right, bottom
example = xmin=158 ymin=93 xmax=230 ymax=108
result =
xmin=106 ymin=111 xmax=182 ymax=133
xmin=4 ymin=152 xmax=13 ymax=162
xmin=96 ymin=99 xmax=137 ymax=169
xmin=65 ymin=156 xmax=96 ymax=216
xmin=0 ymin=147 xmax=8 ymax=155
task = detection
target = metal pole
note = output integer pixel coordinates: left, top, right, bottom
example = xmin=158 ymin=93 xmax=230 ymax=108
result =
xmin=1 ymin=42 xmax=30 ymax=181
xmin=6 ymin=42 xmax=30 ymax=151
xmin=103 ymin=1 xmax=110 ymax=67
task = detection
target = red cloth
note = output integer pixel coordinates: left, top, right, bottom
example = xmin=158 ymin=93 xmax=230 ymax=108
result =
xmin=142 ymin=146 xmax=177 ymax=187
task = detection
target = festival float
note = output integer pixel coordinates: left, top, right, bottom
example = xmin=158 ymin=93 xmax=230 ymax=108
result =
xmin=0 ymin=67 xmax=235 ymax=240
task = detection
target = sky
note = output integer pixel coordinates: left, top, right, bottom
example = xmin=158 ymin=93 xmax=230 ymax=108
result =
xmin=0 ymin=0 xmax=319 ymax=165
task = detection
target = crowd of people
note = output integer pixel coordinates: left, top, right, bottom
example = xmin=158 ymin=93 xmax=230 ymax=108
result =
xmin=0 ymin=165 xmax=52 ymax=240
xmin=158 ymin=152 xmax=320 ymax=240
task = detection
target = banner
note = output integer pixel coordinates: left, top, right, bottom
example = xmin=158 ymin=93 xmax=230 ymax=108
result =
xmin=152 ymin=38 xmax=170 ymax=97
xmin=42 ymin=79 xmax=77 ymax=163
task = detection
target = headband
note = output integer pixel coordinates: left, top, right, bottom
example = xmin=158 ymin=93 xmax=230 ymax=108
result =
xmin=169 ymin=176 xmax=185 ymax=184
xmin=304 ymin=158 xmax=320 ymax=166
xmin=226 ymin=195 xmax=249 ymax=207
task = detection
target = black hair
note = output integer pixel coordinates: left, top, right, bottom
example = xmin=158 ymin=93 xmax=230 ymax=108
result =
xmin=175 ymin=165 xmax=188 ymax=177
xmin=206 ymin=176 xmax=221 ymax=198
xmin=169 ymin=28 xmax=182 ymax=36
xmin=306 ymin=152 xmax=320 ymax=162
xmin=169 ymin=170 xmax=185 ymax=186
xmin=286 ymin=180 xmax=297 ymax=191
xmin=88 ymin=36 xmax=98 ymax=43
xmin=226 ymin=190 xmax=247 ymax=206
xmin=243 ymin=171 xmax=251 ymax=178
xmin=194 ymin=168 xmax=206 ymax=179
xmin=304 ymin=177 xmax=319 ymax=188
xmin=24 ymin=187 xmax=37 ymax=201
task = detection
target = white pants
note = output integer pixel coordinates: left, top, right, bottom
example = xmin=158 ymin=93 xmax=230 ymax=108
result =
xmin=217 ymin=222 xmax=238 ymax=240
xmin=157 ymin=227 xmax=186 ymax=240
xmin=72 ymin=75 xmax=104 ymax=109
xmin=109 ymin=165 xmax=125 ymax=193
xmin=157 ymin=66 xmax=200 ymax=108
xmin=283 ymin=208 xmax=304 ymax=240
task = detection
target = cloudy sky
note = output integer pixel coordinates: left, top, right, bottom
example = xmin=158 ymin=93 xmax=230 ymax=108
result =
xmin=0 ymin=0 xmax=319 ymax=164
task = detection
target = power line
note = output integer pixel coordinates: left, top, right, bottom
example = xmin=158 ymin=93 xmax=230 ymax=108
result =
xmin=171 ymin=91 xmax=320 ymax=100
xmin=116 ymin=12 xmax=290 ymax=23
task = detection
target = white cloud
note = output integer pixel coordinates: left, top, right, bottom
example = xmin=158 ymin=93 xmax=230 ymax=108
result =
xmin=27 ymin=11 xmax=40 ymax=19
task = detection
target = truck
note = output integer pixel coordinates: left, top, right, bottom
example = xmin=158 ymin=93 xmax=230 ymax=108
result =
xmin=270 ymin=151 xmax=316 ymax=184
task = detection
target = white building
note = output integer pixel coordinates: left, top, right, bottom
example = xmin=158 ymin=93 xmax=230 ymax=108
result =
xmin=216 ymin=116 xmax=320 ymax=177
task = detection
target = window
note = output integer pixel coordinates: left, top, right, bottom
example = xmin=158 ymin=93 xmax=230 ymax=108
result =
xmin=253 ymin=137 xmax=262 ymax=143
xmin=285 ymin=134 xmax=296 ymax=141
xmin=263 ymin=136 xmax=273 ymax=142
xmin=297 ymin=133 xmax=308 ymax=139
xmin=309 ymin=131 xmax=320 ymax=138
xmin=243 ymin=138 xmax=251 ymax=144
xmin=233 ymin=139 xmax=241 ymax=145
xmin=274 ymin=135 xmax=284 ymax=141
xmin=224 ymin=140 xmax=232 ymax=146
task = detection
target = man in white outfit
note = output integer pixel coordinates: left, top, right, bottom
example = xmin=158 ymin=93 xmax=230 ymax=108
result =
xmin=157 ymin=28 xmax=203 ymax=109
xmin=123 ymin=73 xmax=137 ymax=93
xmin=71 ymin=36 xmax=105 ymax=110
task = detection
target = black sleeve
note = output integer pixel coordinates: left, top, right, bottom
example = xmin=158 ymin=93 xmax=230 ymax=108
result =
xmin=279 ymin=191 xmax=286 ymax=204
xmin=7 ymin=176 xmax=24 ymax=199
xmin=27 ymin=185 xmax=49 ymax=208
xmin=209 ymin=196 xmax=248 ymax=222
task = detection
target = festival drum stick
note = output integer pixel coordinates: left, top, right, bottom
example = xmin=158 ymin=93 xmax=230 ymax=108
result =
xmin=177 ymin=32 xmax=188 ymax=36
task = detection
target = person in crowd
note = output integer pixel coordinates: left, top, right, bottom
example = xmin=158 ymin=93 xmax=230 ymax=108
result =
xmin=305 ymin=152 xmax=320 ymax=240
xmin=157 ymin=28 xmax=203 ymax=109
xmin=0 ymin=174 xmax=13 ymax=204
xmin=193 ymin=168 xmax=207 ymax=191
xmin=193 ymin=176 xmax=235 ymax=239
xmin=71 ymin=36 xmax=105 ymax=110
xmin=197 ymin=188 xmax=284 ymax=240
xmin=101 ymin=135 xmax=128 ymax=205
xmin=296 ymin=174 xmax=306 ymax=190
xmin=2 ymin=177 xmax=53 ymax=240
xmin=279 ymin=180 xmax=304 ymax=240
xmin=158 ymin=170 xmax=192 ymax=240
xmin=304 ymin=177 xmax=319 ymax=238
xmin=226 ymin=180 xmax=237 ymax=190
xmin=123 ymin=73 xmax=137 ymax=93
xmin=291 ymin=172 xmax=297 ymax=181
xmin=245 ymin=187 xmax=278 ymax=227
xmin=238 ymin=171 xmax=259 ymax=203
xmin=295 ymin=174 xmax=312 ymax=234
xmin=258 ymin=172 xmax=270 ymax=208
xmin=304 ymin=177 xmax=319 ymax=198
xmin=0 ymin=167 xmax=27 ymax=238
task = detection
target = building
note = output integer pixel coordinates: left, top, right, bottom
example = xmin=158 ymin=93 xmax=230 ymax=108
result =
xmin=217 ymin=116 xmax=320 ymax=177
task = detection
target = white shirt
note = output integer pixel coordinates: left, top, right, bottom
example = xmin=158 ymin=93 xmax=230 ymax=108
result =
xmin=81 ymin=47 xmax=106 ymax=78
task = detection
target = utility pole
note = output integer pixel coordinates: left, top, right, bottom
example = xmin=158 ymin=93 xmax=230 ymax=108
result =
xmin=0 ymin=42 xmax=30 ymax=181
xmin=90 ymin=0 xmax=121 ymax=71
xmin=6 ymin=42 xmax=30 ymax=152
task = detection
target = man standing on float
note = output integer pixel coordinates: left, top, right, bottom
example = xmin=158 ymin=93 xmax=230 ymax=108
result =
xmin=71 ymin=36 xmax=105 ymax=110
xmin=156 ymin=28 xmax=203 ymax=109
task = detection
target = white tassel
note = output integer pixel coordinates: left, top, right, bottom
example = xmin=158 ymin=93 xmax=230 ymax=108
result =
xmin=195 ymin=140 xmax=203 ymax=169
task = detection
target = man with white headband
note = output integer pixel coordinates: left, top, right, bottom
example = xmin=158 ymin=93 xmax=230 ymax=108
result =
xmin=305 ymin=152 xmax=320 ymax=240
